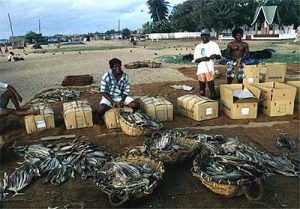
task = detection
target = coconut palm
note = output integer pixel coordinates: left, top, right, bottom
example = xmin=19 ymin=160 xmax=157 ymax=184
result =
xmin=146 ymin=0 xmax=170 ymax=22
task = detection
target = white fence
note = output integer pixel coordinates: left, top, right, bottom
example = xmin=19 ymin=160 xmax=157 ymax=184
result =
xmin=148 ymin=32 xmax=212 ymax=40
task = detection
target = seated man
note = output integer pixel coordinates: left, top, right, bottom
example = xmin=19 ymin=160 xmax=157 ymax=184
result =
xmin=7 ymin=52 xmax=24 ymax=62
xmin=0 ymin=81 xmax=38 ymax=118
xmin=97 ymin=58 xmax=139 ymax=125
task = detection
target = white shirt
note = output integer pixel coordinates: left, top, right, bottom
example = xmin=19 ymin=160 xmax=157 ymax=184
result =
xmin=8 ymin=54 xmax=14 ymax=62
xmin=193 ymin=41 xmax=221 ymax=75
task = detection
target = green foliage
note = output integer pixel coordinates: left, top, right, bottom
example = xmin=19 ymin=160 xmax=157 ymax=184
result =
xmin=25 ymin=31 xmax=43 ymax=44
xmin=233 ymin=0 xmax=260 ymax=26
xmin=143 ymin=20 xmax=172 ymax=33
xmin=167 ymin=0 xmax=299 ymax=33
xmin=169 ymin=0 xmax=203 ymax=32
xmin=160 ymin=55 xmax=194 ymax=64
xmin=146 ymin=0 xmax=170 ymax=22
xmin=121 ymin=28 xmax=131 ymax=39
xmin=105 ymin=29 xmax=117 ymax=35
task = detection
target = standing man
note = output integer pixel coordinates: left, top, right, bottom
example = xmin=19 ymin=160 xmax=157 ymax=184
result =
xmin=226 ymin=27 xmax=249 ymax=84
xmin=193 ymin=29 xmax=221 ymax=99
xmin=0 ymin=81 xmax=38 ymax=118
xmin=97 ymin=58 xmax=139 ymax=125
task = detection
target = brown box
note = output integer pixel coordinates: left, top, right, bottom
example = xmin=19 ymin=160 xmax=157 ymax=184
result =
xmin=177 ymin=95 xmax=218 ymax=121
xmin=255 ymin=82 xmax=296 ymax=116
xmin=140 ymin=96 xmax=173 ymax=122
xmin=63 ymin=100 xmax=93 ymax=130
xmin=286 ymin=80 xmax=300 ymax=103
xmin=259 ymin=62 xmax=287 ymax=83
xmin=24 ymin=105 xmax=55 ymax=134
xmin=220 ymin=84 xmax=261 ymax=119
xmin=0 ymin=136 xmax=4 ymax=161
xmin=243 ymin=65 xmax=260 ymax=86
xmin=104 ymin=107 xmax=133 ymax=129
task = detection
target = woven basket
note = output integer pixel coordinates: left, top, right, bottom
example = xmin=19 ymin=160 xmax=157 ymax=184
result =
xmin=99 ymin=151 xmax=164 ymax=206
xmin=148 ymin=62 xmax=161 ymax=68
xmin=192 ymin=155 xmax=266 ymax=200
xmin=124 ymin=62 xmax=140 ymax=69
xmin=145 ymin=135 xmax=200 ymax=164
xmin=119 ymin=116 xmax=162 ymax=137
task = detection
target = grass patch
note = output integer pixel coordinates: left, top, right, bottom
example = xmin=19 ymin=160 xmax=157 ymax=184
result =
xmin=160 ymin=55 xmax=194 ymax=65
xmin=33 ymin=45 xmax=129 ymax=53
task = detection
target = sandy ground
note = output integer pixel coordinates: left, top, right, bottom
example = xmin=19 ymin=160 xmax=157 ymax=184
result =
xmin=0 ymin=40 xmax=196 ymax=104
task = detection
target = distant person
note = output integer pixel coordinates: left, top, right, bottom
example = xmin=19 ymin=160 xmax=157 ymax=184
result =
xmin=4 ymin=44 xmax=9 ymax=53
xmin=0 ymin=46 xmax=2 ymax=54
xmin=97 ymin=58 xmax=139 ymax=125
xmin=226 ymin=27 xmax=249 ymax=84
xmin=0 ymin=81 xmax=38 ymax=118
xmin=7 ymin=52 xmax=14 ymax=62
xmin=7 ymin=52 xmax=24 ymax=62
xmin=193 ymin=29 xmax=221 ymax=99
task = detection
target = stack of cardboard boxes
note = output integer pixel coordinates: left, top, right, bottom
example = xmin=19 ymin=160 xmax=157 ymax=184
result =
xmin=220 ymin=84 xmax=261 ymax=119
xmin=24 ymin=104 xmax=55 ymax=134
xmin=177 ymin=95 xmax=218 ymax=121
xmin=63 ymin=100 xmax=93 ymax=130
xmin=140 ymin=96 xmax=173 ymax=122
xmin=255 ymin=82 xmax=296 ymax=116
xmin=286 ymin=81 xmax=300 ymax=110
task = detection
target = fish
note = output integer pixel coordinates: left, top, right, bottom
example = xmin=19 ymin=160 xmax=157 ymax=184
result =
xmin=0 ymin=173 xmax=9 ymax=200
xmin=6 ymin=163 xmax=40 ymax=197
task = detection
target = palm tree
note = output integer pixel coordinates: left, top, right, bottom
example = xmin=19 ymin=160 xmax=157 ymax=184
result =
xmin=146 ymin=0 xmax=170 ymax=22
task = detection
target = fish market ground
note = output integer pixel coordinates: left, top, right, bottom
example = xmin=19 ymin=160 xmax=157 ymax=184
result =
xmin=1 ymin=65 xmax=299 ymax=208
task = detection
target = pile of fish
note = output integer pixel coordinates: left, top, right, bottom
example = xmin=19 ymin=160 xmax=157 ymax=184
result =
xmin=194 ymin=134 xmax=300 ymax=178
xmin=121 ymin=112 xmax=161 ymax=130
xmin=0 ymin=139 xmax=112 ymax=199
xmin=276 ymin=132 xmax=296 ymax=152
xmin=144 ymin=129 xmax=197 ymax=153
xmin=193 ymin=155 xmax=267 ymax=186
xmin=95 ymin=160 xmax=163 ymax=205
xmin=30 ymin=88 xmax=82 ymax=104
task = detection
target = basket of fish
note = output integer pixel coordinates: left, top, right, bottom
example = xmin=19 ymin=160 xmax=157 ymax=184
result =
xmin=119 ymin=112 xmax=162 ymax=136
xmin=143 ymin=129 xmax=200 ymax=164
xmin=124 ymin=62 xmax=140 ymax=69
xmin=192 ymin=155 xmax=268 ymax=200
xmin=148 ymin=61 xmax=161 ymax=68
xmin=96 ymin=151 xmax=165 ymax=206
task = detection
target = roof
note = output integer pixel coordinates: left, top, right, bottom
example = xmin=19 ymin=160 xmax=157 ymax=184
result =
xmin=251 ymin=6 xmax=280 ymax=26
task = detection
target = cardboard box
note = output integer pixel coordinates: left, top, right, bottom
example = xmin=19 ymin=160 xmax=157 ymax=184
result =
xmin=63 ymin=100 xmax=93 ymax=130
xmin=255 ymin=82 xmax=296 ymax=116
xmin=286 ymin=80 xmax=300 ymax=103
xmin=140 ymin=96 xmax=173 ymax=122
xmin=220 ymin=84 xmax=261 ymax=119
xmin=0 ymin=136 xmax=4 ymax=161
xmin=259 ymin=62 xmax=287 ymax=82
xmin=24 ymin=105 xmax=55 ymax=134
xmin=104 ymin=107 xmax=133 ymax=129
xmin=243 ymin=65 xmax=260 ymax=86
xmin=177 ymin=95 xmax=218 ymax=121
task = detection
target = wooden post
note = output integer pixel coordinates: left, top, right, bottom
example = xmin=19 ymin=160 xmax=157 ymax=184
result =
xmin=255 ymin=22 xmax=258 ymax=34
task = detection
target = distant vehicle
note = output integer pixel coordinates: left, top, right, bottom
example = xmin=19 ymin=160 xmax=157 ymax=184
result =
xmin=0 ymin=39 xmax=10 ymax=46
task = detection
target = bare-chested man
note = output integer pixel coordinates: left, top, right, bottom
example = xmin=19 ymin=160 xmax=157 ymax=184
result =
xmin=226 ymin=28 xmax=249 ymax=84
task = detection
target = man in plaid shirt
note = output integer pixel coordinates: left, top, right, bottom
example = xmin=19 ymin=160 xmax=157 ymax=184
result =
xmin=97 ymin=58 xmax=139 ymax=125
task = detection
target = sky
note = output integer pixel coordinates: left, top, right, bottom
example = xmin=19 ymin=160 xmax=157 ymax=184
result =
xmin=0 ymin=0 xmax=185 ymax=39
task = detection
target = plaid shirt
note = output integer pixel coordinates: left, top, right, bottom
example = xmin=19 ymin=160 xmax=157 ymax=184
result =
xmin=100 ymin=70 xmax=130 ymax=98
